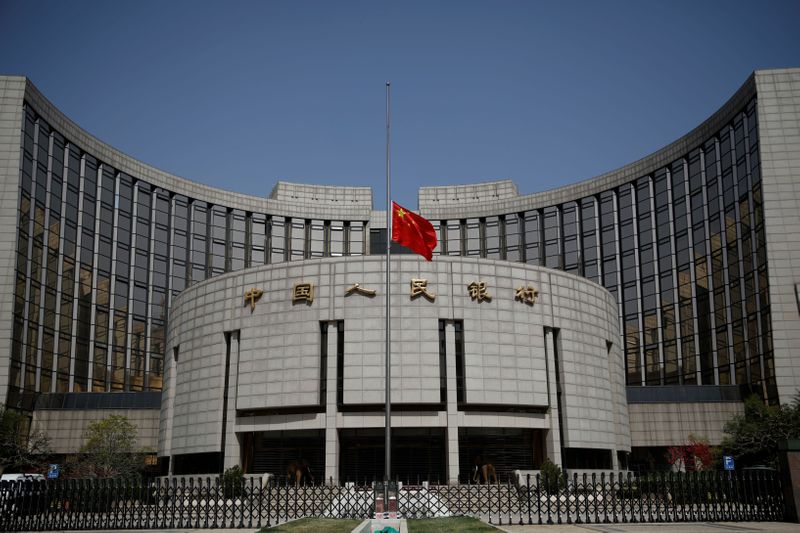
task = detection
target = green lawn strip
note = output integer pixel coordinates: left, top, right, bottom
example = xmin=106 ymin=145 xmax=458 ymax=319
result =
xmin=407 ymin=516 xmax=499 ymax=532
xmin=261 ymin=517 xmax=362 ymax=532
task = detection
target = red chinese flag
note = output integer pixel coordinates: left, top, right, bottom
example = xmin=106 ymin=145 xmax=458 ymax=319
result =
xmin=391 ymin=201 xmax=437 ymax=261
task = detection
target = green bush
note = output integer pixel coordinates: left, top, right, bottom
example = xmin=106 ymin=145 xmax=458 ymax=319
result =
xmin=222 ymin=465 xmax=245 ymax=499
xmin=539 ymin=458 xmax=565 ymax=495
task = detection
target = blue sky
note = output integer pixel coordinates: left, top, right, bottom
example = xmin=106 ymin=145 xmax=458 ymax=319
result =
xmin=1 ymin=0 xmax=799 ymax=208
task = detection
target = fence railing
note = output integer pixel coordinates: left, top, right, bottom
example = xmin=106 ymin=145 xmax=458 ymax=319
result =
xmin=0 ymin=470 xmax=786 ymax=531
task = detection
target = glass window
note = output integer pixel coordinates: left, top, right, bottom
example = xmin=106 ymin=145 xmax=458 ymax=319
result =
xmin=230 ymin=210 xmax=246 ymax=271
xmin=562 ymin=203 xmax=579 ymax=272
xmin=270 ymin=216 xmax=286 ymax=263
xmin=599 ymin=191 xmax=617 ymax=289
xmin=310 ymin=220 xmax=325 ymax=257
xmin=625 ymin=315 xmax=641 ymax=385
xmin=504 ymin=214 xmax=521 ymax=261
xmin=209 ymin=206 xmax=227 ymax=274
xmin=581 ymin=197 xmax=600 ymax=281
xmin=330 ymin=221 xmax=344 ymax=256
xmin=543 ymin=207 xmax=560 ymax=269
xmin=190 ymin=201 xmax=208 ymax=282
xmin=250 ymin=213 xmax=267 ymax=265
xmin=445 ymin=221 xmax=461 ymax=256
xmin=465 ymin=219 xmax=481 ymax=256
xmin=348 ymin=222 xmax=364 ymax=256
xmin=290 ymin=219 xmax=305 ymax=260
xmin=485 ymin=217 xmax=500 ymax=259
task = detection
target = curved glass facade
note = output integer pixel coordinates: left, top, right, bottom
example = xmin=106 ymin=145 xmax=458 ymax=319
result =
xmin=5 ymin=82 xmax=776 ymax=413
xmin=420 ymin=98 xmax=772 ymax=398
xmin=9 ymin=104 xmax=368 ymax=409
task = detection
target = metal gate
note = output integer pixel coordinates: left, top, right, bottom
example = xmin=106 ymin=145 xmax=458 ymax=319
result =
xmin=0 ymin=470 xmax=786 ymax=531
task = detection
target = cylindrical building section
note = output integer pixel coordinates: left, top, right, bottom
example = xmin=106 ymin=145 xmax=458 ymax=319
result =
xmin=161 ymin=255 xmax=628 ymax=482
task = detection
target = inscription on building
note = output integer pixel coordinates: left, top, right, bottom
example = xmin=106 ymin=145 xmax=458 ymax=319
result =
xmin=242 ymin=280 xmax=540 ymax=308
xmin=292 ymin=282 xmax=315 ymax=304
xmin=410 ymin=278 xmax=435 ymax=301
xmin=467 ymin=281 xmax=491 ymax=302
xmin=244 ymin=288 xmax=264 ymax=311
xmin=345 ymin=283 xmax=377 ymax=297
xmin=515 ymin=285 xmax=538 ymax=305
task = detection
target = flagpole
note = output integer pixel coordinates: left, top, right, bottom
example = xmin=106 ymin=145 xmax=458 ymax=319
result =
xmin=384 ymin=81 xmax=392 ymax=484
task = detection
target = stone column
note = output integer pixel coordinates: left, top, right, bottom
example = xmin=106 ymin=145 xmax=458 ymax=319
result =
xmin=445 ymin=322 xmax=460 ymax=484
xmin=223 ymin=332 xmax=240 ymax=470
xmin=160 ymin=345 xmax=177 ymax=474
xmin=324 ymin=322 xmax=339 ymax=484
xmin=543 ymin=328 xmax=562 ymax=468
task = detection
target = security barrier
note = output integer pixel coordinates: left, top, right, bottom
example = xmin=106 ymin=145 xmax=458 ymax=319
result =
xmin=0 ymin=470 xmax=786 ymax=531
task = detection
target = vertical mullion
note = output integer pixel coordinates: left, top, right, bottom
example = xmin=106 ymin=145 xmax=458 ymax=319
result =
xmin=144 ymin=189 xmax=158 ymax=389
xmin=66 ymin=151 xmax=86 ymax=392
xmin=49 ymin=134 xmax=67 ymax=392
xmin=32 ymin=121 xmax=50 ymax=393
xmin=106 ymin=172 xmax=122 ymax=392
xmin=86 ymin=161 xmax=103 ymax=389
xmin=124 ymin=184 xmax=140 ymax=391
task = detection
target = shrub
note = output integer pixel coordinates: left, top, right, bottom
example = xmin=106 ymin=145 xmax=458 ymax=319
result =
xmin=538 ymin=459 xmax=565 ymax=495
xmin=666 ymin=434 xmax=713 ymax=472
xmin=222 ymin=465 xmax=245 ymax=498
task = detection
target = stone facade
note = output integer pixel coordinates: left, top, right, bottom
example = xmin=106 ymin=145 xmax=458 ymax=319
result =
xmin=161 ymin=256 xmax=628 ymax=482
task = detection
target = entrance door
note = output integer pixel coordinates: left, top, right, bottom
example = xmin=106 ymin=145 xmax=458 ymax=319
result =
xmin=249 ymin=429 xmax=325 ymax=482
xmin=338 ymin=427 xmax=446 ymax=483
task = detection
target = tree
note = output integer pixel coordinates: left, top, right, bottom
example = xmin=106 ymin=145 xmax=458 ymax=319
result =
xmin=666 ymin=434 xmax=713 ymax=472
xmin=722 ymin=394 xmax=800 ymax=468
xmin=0 ymin=404 xmax=50 ymax=475
xmin=78 ymin=414 xmax=147 ymax=478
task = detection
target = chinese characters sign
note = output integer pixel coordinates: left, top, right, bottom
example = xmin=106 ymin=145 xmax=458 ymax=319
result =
xmin=292 ymin=283 xmax=315 ymax=303
xmin=410 ymin=279 xmax=436 ymax=301
xmin=244 ymin=280 xmax=540 ymax=308
xmin=515 ymin=285 xmax=538 ymax=305
xmin=467 ymin=281 xmax=491 ymax=302
xmin=244 ymin=288 xmax=264 ymax=311
xmin=345 ymin=283 xmax=377 ymax=297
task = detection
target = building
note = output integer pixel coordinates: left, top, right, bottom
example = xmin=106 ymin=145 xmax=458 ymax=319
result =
xmin=0 ymin=69 xmax=798 ymax=481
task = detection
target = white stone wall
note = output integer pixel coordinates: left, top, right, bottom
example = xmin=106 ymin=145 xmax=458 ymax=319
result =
xmin=551 ymin=275 xmax=625 ymax=452
xmin=167 ymin=277 xmax=229 ymax=457
xmin=452 ymin=261 xmax=549 ymax=407
xmin=755 ymin=68 xmax=800 ymax=404
xmin=0 ymin=77 xmax=25 ymax=404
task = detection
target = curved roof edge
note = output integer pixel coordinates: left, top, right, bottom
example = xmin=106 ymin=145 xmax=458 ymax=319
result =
xmin=20 ymin=78 xmax=374 ymax=220
xmin=16 ymin=69 xmax=794 ymax=222
xmin=417 ymin=70 xmax=761 ymax=219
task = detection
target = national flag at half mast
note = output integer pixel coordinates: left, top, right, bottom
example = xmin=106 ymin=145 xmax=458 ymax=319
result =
xmin=391 ymin=201 xmax=437 ymax=261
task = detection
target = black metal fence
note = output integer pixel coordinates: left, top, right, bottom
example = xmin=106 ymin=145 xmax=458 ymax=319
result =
xmin=0 ymin=470 xmax=786 ymax=531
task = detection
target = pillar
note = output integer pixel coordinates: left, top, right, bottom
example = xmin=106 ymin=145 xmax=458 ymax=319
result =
xmin=445 ymin=321 xmax=460 ymax=484
xmin=324 ymin=321 xmax=340 ymax=484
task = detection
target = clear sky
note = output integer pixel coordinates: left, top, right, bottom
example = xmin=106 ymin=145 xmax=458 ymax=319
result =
xmin=1 ymin=0 xmax=798 ymax=209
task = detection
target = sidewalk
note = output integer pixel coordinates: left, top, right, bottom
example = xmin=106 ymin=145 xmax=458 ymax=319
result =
xmin=495 ymin=522 xmax=800 ymax=532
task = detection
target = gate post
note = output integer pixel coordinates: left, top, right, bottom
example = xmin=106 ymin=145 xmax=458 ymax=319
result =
xmin=779 ymin=439 xmax=800 ymax=522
